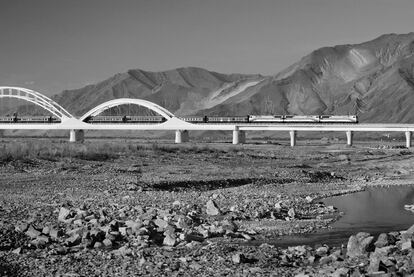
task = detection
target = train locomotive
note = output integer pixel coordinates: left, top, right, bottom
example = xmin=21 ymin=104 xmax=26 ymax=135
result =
xmin=179 ymin=115 xmax=358 ymax=124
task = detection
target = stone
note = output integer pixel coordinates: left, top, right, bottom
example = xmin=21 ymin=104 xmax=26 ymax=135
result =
xmin=332 ymin=267 xmax=349 ymax=277
xmin=401 ymin=240 xmax=412 ymax=251
xmin=31 ymin=235 xmax=49 ymax=248
xmin=42 ymin=226 xmax=50 ymax=235
xmin=58 ymin=207 xmax=71 ymax=222
xmin=405 ymin=224 xmax=414 ymax=235
xmin=15 ymin=222 xmax=29 ymax=232
xmin=315 ymin=246 xmax=329 ymax=256
xmin=12 ymin=247 xmax=22 ymax=255
xmin=154 ymin=218 xmax=169 ymax=230
xmin=163 ymin=230 xmax=177 ymax=246
xmin=347 ymin=232 xmax=375 ymax=258
xmin=375 ymin=233 xmax=392 ymax=248
xmin=65 ymin=234 xmax=81 ymax=247
xmin=288 ymin=208 xmax=296 ymax=218
xmin=25 ymin=225 xmax=41 ymax=239
xmin=319 ymin=255 xmax=333 ymax=265
xmin=232 ymin=253 xmax=245 ymax=264
xmin=102 ymin=238 xmax=113 ymax=247
xmin=206 ymin=200 xmax=221 ymax=216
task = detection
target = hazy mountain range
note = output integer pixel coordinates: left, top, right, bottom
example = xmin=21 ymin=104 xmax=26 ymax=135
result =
xmin=15 ymin=33 xmax=414 ymax=123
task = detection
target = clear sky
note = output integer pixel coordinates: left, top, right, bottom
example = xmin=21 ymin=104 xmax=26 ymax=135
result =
xmin=0 ymin=0 xmax=413 ymax=95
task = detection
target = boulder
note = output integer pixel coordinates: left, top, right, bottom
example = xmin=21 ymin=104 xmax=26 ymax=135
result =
xmin=347 ymin=232 xmax=375 ymax=258
xmin=375 ymin=233 xmax=394 ymax=248
xmin=58 ymin=207 xmax=71 ymax=222
xmin=206 ymin=200 xmax=221 ymax=216
xmin=25 ymin=225 xmax=41 ymax=239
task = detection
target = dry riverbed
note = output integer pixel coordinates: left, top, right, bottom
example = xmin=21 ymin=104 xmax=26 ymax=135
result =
xmin=1 ymin=138 xmax=414 ymax=276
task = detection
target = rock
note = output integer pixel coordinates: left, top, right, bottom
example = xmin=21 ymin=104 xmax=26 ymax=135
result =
xmin=163 ymin=230 xmax=177 ymax=246
xmin=232 ymin=253 xmax=245 ymax=264
xmin=12 ymin=247 xmax=22 ymax=254
xmin=206 ymin=200 xmax=221 ymax=216
xmin=15 ymin=222 xmax=29 ymax=232
xmin=315 ymin=246 xmax=329 ymax=256
xmin=102 ymin=238 xmax=113 ymax=247
xmin=58 ymin=207 xmax=71 ymax=222
xmin=42 ymin=226 xmax=50 ymax=235
xmin=405 ymin=224 xmax=414 ymax=234
xmin=319 ymin=255 xmax=333 ymax=265
xmin=154 ymin=218 xmax=169 ymax=230
xmin=31 ymin=235 xmax=49 ymax=248
xmin=288 ymin=208 xmax=296 ymax=218
xmin=332 ymin=267 xmax=349 ymax=277
xmin=375 ymin=233 xmax=392 ymax=248
xmin=25 ymin=225 xmax=41 ymax=239
xmin=65 ymin=234 xmax=81 ymax=247
xmin=347 ymin=232 xmax=375 ymax=258
xmin=401 ymin=240 xmax=412 ymax=251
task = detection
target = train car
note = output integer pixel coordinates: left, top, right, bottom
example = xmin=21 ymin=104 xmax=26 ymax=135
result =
xmin=88 ymin=116 xmax=124 ymax=123
xmin=207 ymin=116 xmax=249 ymax=123
xmin=283 ymin=115 xmax=320 ymax=123
xmin=179 ymin=116 xmax=206 ymax=123
xmin=18 ymin=116 xmax=52 ymax=123
xmin=318 ymin=115 xmax=358 ymax=123
xmin=248 ymin=115 xmax=284 ymax=123
xmin=127 ymin=116 xmax=166 ymax=123
xmin=0 ymin=117 xmax=15 ymax=123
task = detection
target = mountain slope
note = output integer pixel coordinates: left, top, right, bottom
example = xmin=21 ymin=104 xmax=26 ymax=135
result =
xmin=53 ymin=67 xmax=264 ymax=117
xmin=201 ymin=33 xmax=414 ymax=122
xmin=50 ymin=32 xmax=414 ymax=123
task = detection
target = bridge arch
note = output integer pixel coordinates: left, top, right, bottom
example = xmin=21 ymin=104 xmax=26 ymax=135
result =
xmin=80 ymin=98 xmax=176 ymax=122
xmin=0 ymin=87 xmax=73 ymax=120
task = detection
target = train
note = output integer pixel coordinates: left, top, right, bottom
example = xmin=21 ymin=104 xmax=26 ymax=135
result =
xmin=85 ymin=115 xmax=167 ymax=124
xmin=0 ymin=115 xmax=61 ymax=123
xmin=179 ymin=115 xmax=358 ymax=124
xmin=0 ymin=114 xmax=358 ymax=124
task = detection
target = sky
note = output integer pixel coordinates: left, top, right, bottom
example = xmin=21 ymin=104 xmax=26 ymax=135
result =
xmin=0 ymin=0 xmax=413 ymax=96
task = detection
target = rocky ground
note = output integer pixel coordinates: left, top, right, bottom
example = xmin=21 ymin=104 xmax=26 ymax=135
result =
xmin=1 ymin=138 xmax=414 ymax=276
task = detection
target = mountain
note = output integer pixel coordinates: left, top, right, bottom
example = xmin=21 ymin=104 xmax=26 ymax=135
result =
xmin=201 ymin=33 xmax=414 ymax=122
xmin=22 ymin=32 xmax=414 ymax=123
xmin=53 ymin=67 xmax=264 ymax=117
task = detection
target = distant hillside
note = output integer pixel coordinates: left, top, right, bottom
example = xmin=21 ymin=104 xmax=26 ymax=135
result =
xmin=15 ymin=32 xmax=414 ymax=123
xmin=52 ymin=67 xmax=264 ymax=117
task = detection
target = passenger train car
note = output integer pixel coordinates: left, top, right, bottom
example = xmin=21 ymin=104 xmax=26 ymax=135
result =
xmin=86 ymin=115 xmax=166 ymax=124
xmin=0 ymin=115 xmax=61 ymax=123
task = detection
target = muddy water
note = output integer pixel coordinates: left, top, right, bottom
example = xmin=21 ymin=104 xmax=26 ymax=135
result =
xmin=272 ymin=185 xmax=414 ymax=247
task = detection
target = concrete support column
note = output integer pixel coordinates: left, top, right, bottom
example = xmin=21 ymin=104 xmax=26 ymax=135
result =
xmin=232 ymin=127 xmax=245 ymax=144
xmin=69 ymin=129 xmax=84 ymax=143
xmin=405 ymin=131 xmax=412 ymax=148
xmin=175 ymin=130 xmax=189 ymax=143
xmin=289 ymin=130 xmax=296 ymax=147
xmin=346 ymin=130 xmax=353 ymax=146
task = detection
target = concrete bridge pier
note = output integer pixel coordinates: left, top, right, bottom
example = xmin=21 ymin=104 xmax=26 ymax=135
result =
xmin=289 ymin=130 xmax=296 ymax=147
xmin=232 ymin=127 xmax=246 ymax=145
xmin=69 ymin=129 xmax=84 ymax=143
xmin=346 ymin=130 xmax=353 ymax=146
xmin=405 ymin=131 xmax=412 ymax=148
xmin=175 ymin=130 xmax=189 ymax=143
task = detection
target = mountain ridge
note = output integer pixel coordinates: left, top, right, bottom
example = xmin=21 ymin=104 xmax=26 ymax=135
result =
xmin=27 ymin=32 xmax=414 ymax=123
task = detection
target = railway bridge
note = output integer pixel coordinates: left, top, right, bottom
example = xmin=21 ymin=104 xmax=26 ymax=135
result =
xmin=0 ymin=86 xmax=413 ymax=147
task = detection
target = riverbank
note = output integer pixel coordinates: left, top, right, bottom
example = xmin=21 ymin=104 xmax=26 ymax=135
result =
xmin=1 ymin=139 xmax=414 ymax=276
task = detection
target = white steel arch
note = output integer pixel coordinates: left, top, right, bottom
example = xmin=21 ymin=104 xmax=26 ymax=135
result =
xmin=80 ymin=98 xmax=176 ymax=122
xmin=0 ymin=87 xmax=73 ymax=120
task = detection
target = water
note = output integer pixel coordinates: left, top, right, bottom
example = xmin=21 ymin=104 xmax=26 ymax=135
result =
xmin=270 ymin=185 xmax=414 ymax=247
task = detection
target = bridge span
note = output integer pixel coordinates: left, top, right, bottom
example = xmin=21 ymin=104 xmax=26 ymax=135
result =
xmin=0 ymin=86 xmax=413 ymax=147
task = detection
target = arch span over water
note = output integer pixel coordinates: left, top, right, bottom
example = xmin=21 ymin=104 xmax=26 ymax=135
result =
xmin=0 ymin=87 xmax=73 ymax=120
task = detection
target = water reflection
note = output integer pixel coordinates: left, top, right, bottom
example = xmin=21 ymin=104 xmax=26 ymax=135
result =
xmin=271 ymin=186 xmax=414 ymax=247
